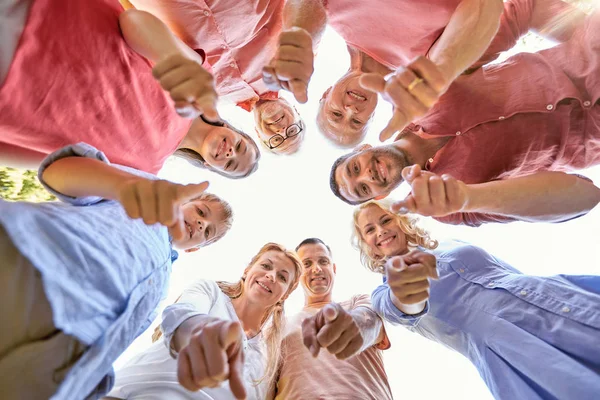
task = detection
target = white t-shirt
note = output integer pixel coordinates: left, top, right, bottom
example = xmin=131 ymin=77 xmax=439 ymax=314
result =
xmin=108 ymin=280 xmax=267 ymax=400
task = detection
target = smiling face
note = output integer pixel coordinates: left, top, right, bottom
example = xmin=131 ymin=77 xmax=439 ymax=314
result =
xmin=254 ymin=98 xmax=304 ymax=155
xmin=243 ymin=250 xmax=298 ymax=306
xmin=334 ymin=144 xmax=407 ymax=204
xmin=199 ymin=125 xmax=259 ymax=177
xmin=317 ymin=71 xmax=378 ymax=147
xmin=357 ymin=204 xmax=409 ymax=258
xmin=297 ymin=243 xmax=336 ymax=303
xmin=171 ymin=199 xmax=229 ymax=251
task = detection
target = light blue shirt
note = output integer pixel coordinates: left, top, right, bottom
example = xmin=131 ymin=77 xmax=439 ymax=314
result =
xmin=0 ymin=143 xmax=178 ymax=399
xmin=372 ymin=241 xmax=600 ymax=400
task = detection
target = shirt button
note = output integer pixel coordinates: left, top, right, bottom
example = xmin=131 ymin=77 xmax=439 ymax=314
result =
xmin=229 ymin=62 xmax=236 ymax=68
xmin=562 ymin=306 xmax=571 ymax=313
xmin=455 ymin=131 xmax=461 ymax=136
xmin=583 ymin=100 xmax=592 ymax=107
xmin=546 ymin=104 xmax=554 ymax=110
xmin=428 ymin=158 xmax=434 ymax=163
xmin=203 ymin=10 xmax=210 ymax=16
xmin=498 ymin=116 xmax=505 ymax=120
xmin=459 ymin=268 xmax=465 ymax=273
xmin=487 ymin=282 xmax=495 ymax=287
xmin=221 ymin=44 xmax=228 ymax=49
xmin=519 ymin=290 xmax=527 ymax=296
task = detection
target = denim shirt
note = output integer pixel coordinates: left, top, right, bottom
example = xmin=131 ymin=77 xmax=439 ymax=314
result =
xmin=0 ymin=143 xmax=178 ymax=399
xmin=372 ymin=241 xmax=600 ymax=400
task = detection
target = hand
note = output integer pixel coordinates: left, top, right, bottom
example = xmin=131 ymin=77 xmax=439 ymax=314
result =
xmin=153 ymin=54 xmax=219 ymax=120
xmin=262 ymin=27 xmax=314 ymax=103
xmin=386 ymin=250 xmax=438 ymax=307
xmin=392 ymin=165 xmax=468 ymax=217
xmin=359 ymin=56 xmax=449 ymax=142
xmin=116 ymin=178 xmax=210 ymax=242
xmin=301 ymin=303 xmax=364 ymax=360
xmin=177 ymin=320 xmax=246 ymax=398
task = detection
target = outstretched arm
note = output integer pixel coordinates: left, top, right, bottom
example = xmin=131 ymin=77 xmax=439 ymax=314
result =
xmin=394 ymin=165 xmax=600 ymax=224
xmin=428 ymin=0 xmax=504 ymax=83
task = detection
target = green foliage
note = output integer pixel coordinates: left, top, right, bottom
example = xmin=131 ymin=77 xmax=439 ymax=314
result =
xmin=0 ymin=167 xmax=56 ymax=202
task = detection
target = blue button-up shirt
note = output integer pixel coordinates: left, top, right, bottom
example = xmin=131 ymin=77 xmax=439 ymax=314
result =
xmin=372 ymin=241 xmax=600 ymax=400
xmin=0 ymin=143 xmax=178 ymax=399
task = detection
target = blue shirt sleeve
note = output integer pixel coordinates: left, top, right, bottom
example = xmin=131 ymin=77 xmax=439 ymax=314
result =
xmin=38 ymin=142 xmax=158 ymax=206
xmin=371 ymin=276 xmax=429 ymax=328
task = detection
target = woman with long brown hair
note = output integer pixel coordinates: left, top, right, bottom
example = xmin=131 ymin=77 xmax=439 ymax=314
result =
xmin=107 ymin=242 xmax=302 ymax=399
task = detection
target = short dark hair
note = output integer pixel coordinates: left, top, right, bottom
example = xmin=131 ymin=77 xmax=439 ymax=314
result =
xmin=296 ymin=237 xmax=333 ymax=257
xmin=174 ymin=116 xmax=261 ymax=179
xmin=329 ymin=152 xmax=360 ymax=205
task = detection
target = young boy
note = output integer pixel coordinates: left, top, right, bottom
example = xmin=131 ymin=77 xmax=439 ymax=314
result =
xmin=0 ymin=143 xmax=233 ymax=399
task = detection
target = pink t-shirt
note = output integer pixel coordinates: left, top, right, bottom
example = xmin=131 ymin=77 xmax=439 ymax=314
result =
xmin=405 ymin=10 xmax=600 ymax=226
xmin=324 ymin=0 xmax=463 ymax=68
xmin=274 ymin=295 xmax=392 ymax=400
xmin=0 ymin=0 xmax=192 ymax=174
xmin=129 ymin=0 xmax=284 ymax=106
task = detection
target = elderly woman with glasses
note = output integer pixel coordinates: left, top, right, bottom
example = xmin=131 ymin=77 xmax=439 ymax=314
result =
xmin=253 ymin=101 xmax=305 ymax=155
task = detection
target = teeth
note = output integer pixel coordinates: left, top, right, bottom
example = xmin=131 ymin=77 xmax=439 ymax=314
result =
xmin=379 ymin=237 xmax=394 ymax=246
xmin=348 ymin=91 xmax=366 ymax=101
xmin=257 ymin=281 xmax=271 ymax=292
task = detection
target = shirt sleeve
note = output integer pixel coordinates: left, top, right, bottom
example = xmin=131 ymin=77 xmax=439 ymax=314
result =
xmin=371 ymin=277 xmax=429 ymax=328
xmin=160 ymin=279 xmax=220 ymax=354
xmin=434 ymin=211 xmax=517 ymax=227
xmin=347 ymin=294 xmax=391 ymax=350
xmin=38 ymin=142 xmax=158 ymax=206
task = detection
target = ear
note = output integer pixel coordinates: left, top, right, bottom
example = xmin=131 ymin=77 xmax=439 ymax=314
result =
xmin=353 ymin=143 xmax=372 ymax=152
xmin=184 ymin=247 xmax=200 ymax=253
xmin=333 ymin=263 xmax=337 ymax=274
xmin=374 ymin=194 xmax=388 ymax=200
xmin=320 ymin=86 xmax=332 ymax=101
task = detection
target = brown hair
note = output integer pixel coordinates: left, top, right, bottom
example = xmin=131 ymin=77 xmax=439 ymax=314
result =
xmin=329 ymin=151 xmax=361 ymax=205
xmin=174 ymin=116 xmax=261 ymax=179
xmin=152 ymin=242 xmax=302 ymax=393
xmin=351 ymin=200 xmax=438 ymax=273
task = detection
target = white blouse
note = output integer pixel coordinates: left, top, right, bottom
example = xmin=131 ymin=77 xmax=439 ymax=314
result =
xmin=108 ymin=280 xmax=267 ymax=400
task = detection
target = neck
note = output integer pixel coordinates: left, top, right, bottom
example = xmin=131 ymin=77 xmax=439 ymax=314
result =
xmin=393 ymin=131 xmax=450 ymax=168
xmin=178 ymin=117 xmax=214 ymax=151
xmin=348 ymin=45 xmax=392 ymax=76
xmin=304 ymin=293 xmax=333 ymax=308
xmin=231 ymin=296 xmax=269 ymax=337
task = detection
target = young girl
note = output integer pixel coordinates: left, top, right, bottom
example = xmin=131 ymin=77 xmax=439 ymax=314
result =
xmin=351 ymin=200 xmax=600 ymax=400
xmin=0 ymin=142 xmax=233 ymax=399
xmin=107 ymin=242 xmax=302 ymax=400
xmin=0 ymin=0 xmax=260 ymax=178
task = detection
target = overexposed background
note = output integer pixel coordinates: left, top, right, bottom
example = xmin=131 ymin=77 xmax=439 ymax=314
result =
xmin=115 ymin=26 xmax=600 ymax=399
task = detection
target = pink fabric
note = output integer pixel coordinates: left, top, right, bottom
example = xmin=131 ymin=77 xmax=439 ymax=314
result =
xmin=274 ymin=295 xmax=392 ymax=400
xmin=324 ymin=0 xmax=463 ymax=68
xmin=129 ymin=0 xmax=284 ymax=106
xmin=408 ymin=11 xmax=600 ymax=226
xmin=0 ymin=0 xmax=191 ymax=174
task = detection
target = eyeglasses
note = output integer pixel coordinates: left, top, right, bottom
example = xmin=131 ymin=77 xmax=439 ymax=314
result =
xmin=266 ymin=122 xmax=304 ymax=149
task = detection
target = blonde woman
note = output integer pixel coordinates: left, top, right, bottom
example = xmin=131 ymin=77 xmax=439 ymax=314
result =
xmin=352 ymin=201 xmax=600 ymax=400
xmin=106 ymin=243 xmax=302 ymax=400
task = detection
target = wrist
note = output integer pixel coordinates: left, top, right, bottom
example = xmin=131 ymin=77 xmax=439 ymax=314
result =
xmin=389 ymin=290 xmax=426 ymax=315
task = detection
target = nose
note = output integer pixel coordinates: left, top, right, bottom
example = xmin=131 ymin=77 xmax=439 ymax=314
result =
xmin=376 ymin=225 xmax=387 ymax=237
xmin=225 ymin=145 xmax=235 ymax=158
xmin=344 ymin=104 xmax=358 ymax=114
xmin=266 ymin=271 xmax=276 ymax=282
xmin=360 ymin=167 xmax=375 ymax=182
xmin=311 ymin=264 xmax=323 ymax=274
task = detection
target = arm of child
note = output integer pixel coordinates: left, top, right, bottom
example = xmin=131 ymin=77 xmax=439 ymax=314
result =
xmin=119 ymin=9 xmax=218 ymax=119
xmin=42 ymin=149 xmax=209 ymax=241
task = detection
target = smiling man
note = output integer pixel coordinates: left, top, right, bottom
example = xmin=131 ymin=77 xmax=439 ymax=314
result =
xmin=269 ymin=238 xmax=392 ymax=400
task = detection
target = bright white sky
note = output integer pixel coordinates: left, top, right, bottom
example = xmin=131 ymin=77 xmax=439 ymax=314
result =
xmin=115 ymin=27 xmax=600 ymax=399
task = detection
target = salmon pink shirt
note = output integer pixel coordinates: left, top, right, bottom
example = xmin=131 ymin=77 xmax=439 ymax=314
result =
xmin=407 ymin=8 xmax=600 ymax=226
xmin=0 ymin=0 xmax=192 ymax=174
xmin=129 ymin=0 xmax=283 ymax=107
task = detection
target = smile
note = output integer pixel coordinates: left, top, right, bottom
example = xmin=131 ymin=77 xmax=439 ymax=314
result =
xmin=185 ymin=220 xmax=193 ymax=239
xmin=347 ymin=90 xmax=367 ymax=101
xmin=376 ymin=160 xmax=387 ymax=183
xmin=215 ymin=138 xmax=227 ymax=158
xmin=257 ymin=281 xmax=272 ymax=293
xmin=378 ymin=235 xmax=396 ymax=247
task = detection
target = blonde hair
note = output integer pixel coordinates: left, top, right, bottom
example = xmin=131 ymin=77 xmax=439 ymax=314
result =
xmin=351 ymin=200 xmax=438 ymax=274
xmin=152 ymin=242 xmax=302 ymax=393
xmin=188 ymin=192 xmax=234 ymax=246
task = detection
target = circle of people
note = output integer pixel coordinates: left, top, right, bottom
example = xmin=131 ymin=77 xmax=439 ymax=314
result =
xmin=1 ymin=0 xmax=599 ymax=399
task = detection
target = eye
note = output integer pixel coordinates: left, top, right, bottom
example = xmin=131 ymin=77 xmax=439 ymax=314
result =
xmin=365 ymin=227 xmax=374 ymax=234
xmin=353 ymin=162 xmax=359 ymax=174
xmin=236 ymin=141 xmax=241 ymax=151
xmin=278 ymin=273 xmax=287 ymax=283
xmin=303 ymin=261 xmax=311 ymax=268
xmin=262 ymin=263 xmax=272 ymax=270
xmin=225 ymin=160 xmax=233 ymax=171
xmin=332 ymin=111 xmax=342 ymax=118
xmin=319 ymin=259 xmax=328 ymax=265
xmin=204 ymin=228 xmax=210 ymax=240
xmin=352 ymin=119 xmax=362 ymax=125
xmin=196 ymin=207 xmax=204 ymax=217
xmin=361 ymin=184 xmax=369 ymax=195
xmin=382 ymin=218 xmax=391 ymax=225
